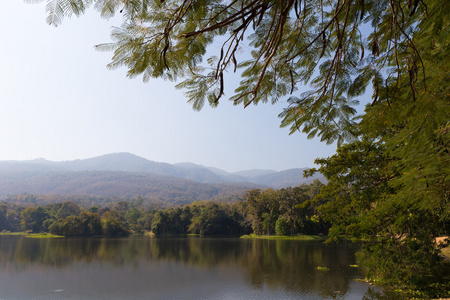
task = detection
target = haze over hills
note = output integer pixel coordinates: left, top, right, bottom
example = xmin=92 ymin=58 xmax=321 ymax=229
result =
xmin=0 ymin=153 xmax=325 ymax=202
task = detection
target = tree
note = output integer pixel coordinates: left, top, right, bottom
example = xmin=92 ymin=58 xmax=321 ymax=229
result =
xmin=29 ymin=0 xmax=447 ymax=145
xmin=244 ymin=188 xmax=278 ymax=234
xmin=243 ymin=185 xmax=329 ymax=236
xmin=150 ymin=210 xmax=171 ymax=235
xmin=277 ymin=186 xmax=308 ymax=234
xmin=48 ymin=211 xmax=105 ymax=237
xmin=188 ymin=201 xmax=240 ymax=235
xmin=101 ymin=210 xmax=129 ymax=237
xmin=6 ymin=210 xmax=21 ymax=232
xmin=275 ymin=216 xmax=289 ymax=236
xmin=307 ymin=137 xmax=449 ymax=295
xmin=79 ymin=211 xmax=103 ymax=236
xmin=57 ymin=201 xmax=81 ymax=219
xmin=306 ymin=139 xmax=396 ymax=242
xmin=49 ymin=215 xmax=83 ymax=236
xmin=114 ymin=200 xmax=129 ymax=216
xmin=20 ymin=206 xmax=49 ymax=233
xmin=0 ymin=203 xmax=7 ymax=231
xmin=125 ymin=207 xmax=143 ymax=232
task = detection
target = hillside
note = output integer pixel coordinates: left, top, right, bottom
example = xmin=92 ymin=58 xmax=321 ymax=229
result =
xmin=0 ymin=153 xmax=325 ymax=202
xmin=0 ymin=170 xmax=259 ymax=204
xmin=248 ymin=168 xmax=323 ymax=189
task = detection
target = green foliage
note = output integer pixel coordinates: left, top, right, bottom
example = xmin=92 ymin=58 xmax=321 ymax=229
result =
xmin=243 ymin=182 xmax=328 ymax=236
xmin=56 ymin=201 xmax=81 ymax=219
xmin=49 ymin=211 xmax=103 ymax=237
xmin=125 ymin=207 xmax=143 ymax=232
xmin=20 ymin=207 xmax=49 ymax=233
xmin=1 ymin=181 xmax=329 ymax=238
xmin=5 ymin=210 xmax=21 ymax=232
xmin=30 ymin=0 xmax=447 ymax=145
xmin=24 ymin=0 xmax=89 ymax=27
xmin=308 ymin=135 xmax=450 ymax=295
xmin=101 ymin=210 xmax=130 ymax=237
xmin=151 ymin=207 xmax=190 ymax=235
xmin=275 ymin=217 xmax=289 ymax=236
xmin=305 ymin=16 xmax=450 ymax=288
xmin=187 ymin=201 xmax=242 ymax=235
xmin=150 ymin=201 xmax=247 ymax=236
xmin=0 ymin=204 xmax=7 ymax=231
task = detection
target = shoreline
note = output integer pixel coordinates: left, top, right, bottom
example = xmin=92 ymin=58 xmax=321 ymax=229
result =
xmin=0 ymin=232 xmax=64 ymax=238
xmin=240 ymin=234 xmax=327 ymax=240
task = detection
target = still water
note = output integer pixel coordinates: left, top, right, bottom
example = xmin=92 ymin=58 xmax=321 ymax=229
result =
xmin=0 ymin=235 xmax=394 ymax=300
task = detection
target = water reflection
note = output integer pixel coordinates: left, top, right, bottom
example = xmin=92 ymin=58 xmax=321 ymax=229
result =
xmin=0 ymin=236 xmax=399 ymax=299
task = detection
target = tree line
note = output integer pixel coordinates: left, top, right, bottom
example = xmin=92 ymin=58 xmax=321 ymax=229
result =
xmin=0 ymin=180 xmax=328 ymax=237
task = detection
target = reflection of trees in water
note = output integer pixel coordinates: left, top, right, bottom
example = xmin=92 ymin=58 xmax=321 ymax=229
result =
xmin=0 ymin=236 xmax=393 ymax=298
xmin=0 ymin=236 xmax=132 ymax=269
xmin=241 ymin=239 xmax=362 ymax=298
xmin=148 ymin=237 xmax=246 ymax=268
xmin=0 ymin=236 xmax=102 ymax=269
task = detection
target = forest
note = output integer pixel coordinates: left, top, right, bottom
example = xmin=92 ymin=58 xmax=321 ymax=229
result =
xmin=0 ymin=180 xmax=328 ymax=237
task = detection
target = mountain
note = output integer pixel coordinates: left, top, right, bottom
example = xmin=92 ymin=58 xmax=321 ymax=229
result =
xmin=0 ymin=153 xmax=325 ymax=201
xmin=231 ymin=169 xmax=277 ymax=178
xmin=0 ymin=170 xmax=256 ymax=204
xmin=249 ymin=168 xmax=323 ymax=189
xmin=172 ymin=160 xmax=325 ymax=186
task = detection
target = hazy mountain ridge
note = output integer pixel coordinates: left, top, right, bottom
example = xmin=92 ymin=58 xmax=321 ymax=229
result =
xmin=172 ymin=159 xmax=325 ymax=187
xmin=231 ymin=169 xmax=277 ymax=178
xmin=0 ymin=153 xmax=325 ymax=201
xmin=248 ymin=168 xmax=321 ymax=189
xmin=0 ymin=170 xmax=260 ymax=204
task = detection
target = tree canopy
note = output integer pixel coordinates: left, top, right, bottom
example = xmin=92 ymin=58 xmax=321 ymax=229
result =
xmin=27 ymin=0 xmax=448 ymax=144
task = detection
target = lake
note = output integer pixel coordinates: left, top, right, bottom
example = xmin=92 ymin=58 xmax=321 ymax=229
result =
xmin=0 ymin=235 xmax=398 ymax=299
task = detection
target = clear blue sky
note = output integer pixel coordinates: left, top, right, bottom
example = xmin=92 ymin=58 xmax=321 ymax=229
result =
xmin=0 ymin=1 xmax=345 ymax=172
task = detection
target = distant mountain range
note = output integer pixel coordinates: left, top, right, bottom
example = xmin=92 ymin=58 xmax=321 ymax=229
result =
xmin=0 ymin=153 xmax=325 ymax=202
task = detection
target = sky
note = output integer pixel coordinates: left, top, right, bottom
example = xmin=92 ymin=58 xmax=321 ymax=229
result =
xmin=0 ymin=1 xmax=344 ymax=173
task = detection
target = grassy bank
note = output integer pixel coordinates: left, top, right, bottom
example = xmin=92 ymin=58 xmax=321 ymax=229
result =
xmin=0 ymin=232 xmax=64 ymax=238
xmin=240 ymin=234 xmax=326 ymax=240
